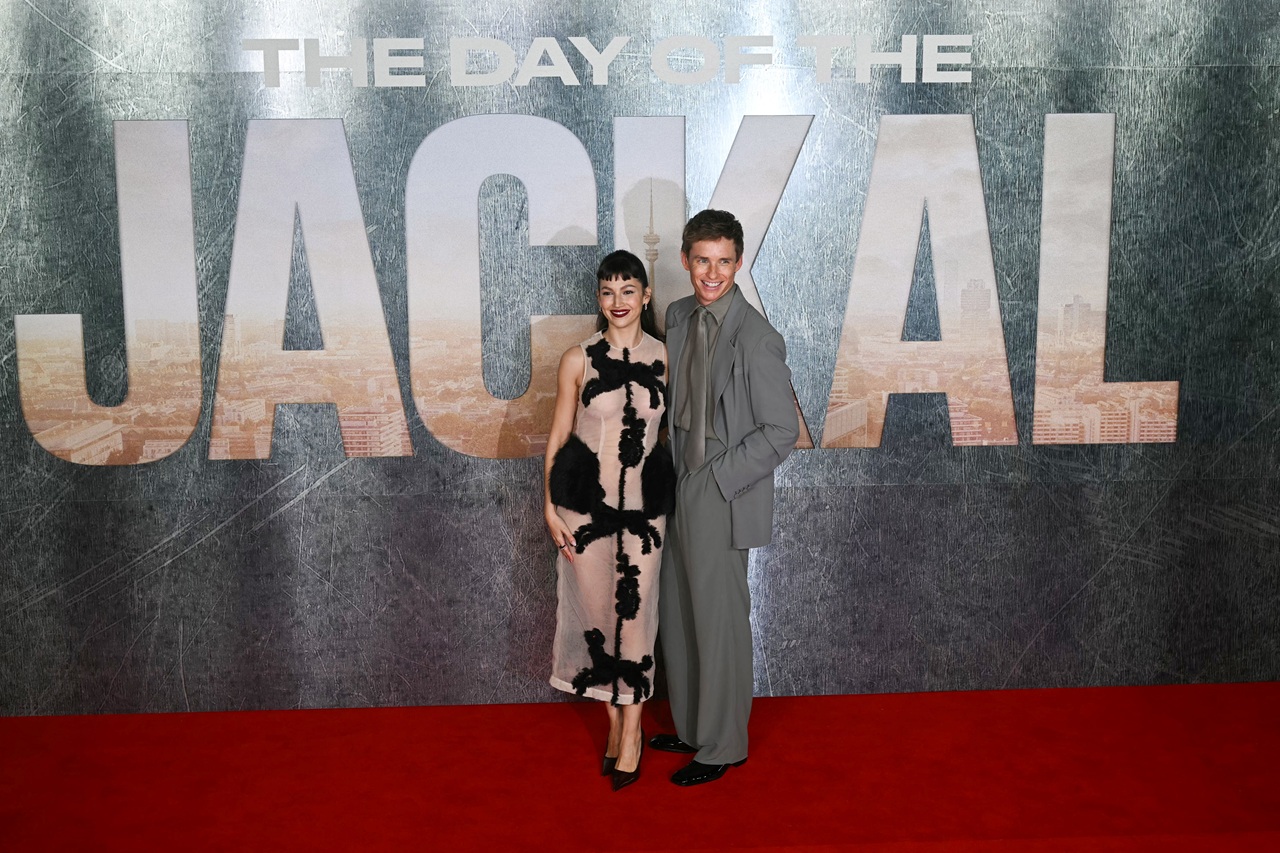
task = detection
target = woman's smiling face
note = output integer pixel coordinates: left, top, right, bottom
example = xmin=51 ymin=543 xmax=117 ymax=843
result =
xmin=598 ymin=275 xmax=649 ymax=332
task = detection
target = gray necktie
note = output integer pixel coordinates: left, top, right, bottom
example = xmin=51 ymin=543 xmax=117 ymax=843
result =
xmin=683 ymin=306 xmax=711 ymax=471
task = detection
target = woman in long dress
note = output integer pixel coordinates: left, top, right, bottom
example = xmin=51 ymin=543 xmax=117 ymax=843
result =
xmin=544 ymin=250 xmax=673 ymax=791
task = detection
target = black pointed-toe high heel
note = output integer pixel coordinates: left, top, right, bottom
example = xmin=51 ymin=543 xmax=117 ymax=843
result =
xmin=601 ymin=752 xmax=617 ymax=776
xmin=610 ymin=730 xmax=644 ymax=791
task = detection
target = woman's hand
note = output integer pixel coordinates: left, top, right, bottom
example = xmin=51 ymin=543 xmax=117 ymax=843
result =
xmin=545 ymin=505 xmax=577 ymax=564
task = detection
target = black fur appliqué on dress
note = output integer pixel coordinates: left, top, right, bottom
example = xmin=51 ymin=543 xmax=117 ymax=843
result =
xmin=612 ymin=542 xmax=642 ymax=620
xmin=581 ymin=338 xmax=666 ymax=412
xmin=570 ymin=628 xmax=654 ymax=705
xmin=641 ymin=443 xmax=676 ymax=517
xmin=559 ymin=338 xmax=669 ymax=705
xmin=548 ymin=434 xmax=603 ymax=514
xmin=571 ymin=503 xmax=663 ymax=555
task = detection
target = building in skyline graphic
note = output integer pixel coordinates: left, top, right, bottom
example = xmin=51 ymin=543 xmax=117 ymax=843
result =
xmin=210 ymin=315 xmax=411 ymax=459
xmin=1059 ymin=294 xmax=1105 ymax=341
xmin=824 ymin=272 xmax=1018 ymax=448
xmin=1033 ymin=296 xmax=1178 ymax=444
xmin=33 ymin=421 xmax=125 ymax=466
xmin=17 ymin=319 xmax=202 ymax=464
xmin=960 ymin=278 xmax=993 ymax=339
xmin=413 ymin=314 xmax=596 ymax=458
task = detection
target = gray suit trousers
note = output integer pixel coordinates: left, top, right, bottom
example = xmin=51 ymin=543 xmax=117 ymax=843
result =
xmin=659 ymin=437 xmax=752 ymax=765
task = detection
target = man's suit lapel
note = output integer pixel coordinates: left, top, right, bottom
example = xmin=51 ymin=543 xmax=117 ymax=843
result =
xmin=666 ymin=301 xmax=691 ymax=406
xmin=710 ymin=295 xmax=748 ymax=410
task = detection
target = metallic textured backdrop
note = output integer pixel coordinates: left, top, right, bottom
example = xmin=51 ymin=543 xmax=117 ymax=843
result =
xmin=1 ymin=1 xmax=1278 ymax=714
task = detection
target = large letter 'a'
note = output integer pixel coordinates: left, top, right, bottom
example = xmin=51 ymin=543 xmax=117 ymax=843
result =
xmin=824 ymin=115 xmax=1018 ymax=448
xmin=210 ymin=119 xmax=411 ymax=459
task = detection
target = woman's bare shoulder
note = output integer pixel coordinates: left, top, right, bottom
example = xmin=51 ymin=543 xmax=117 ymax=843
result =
xmin=559 ymin=343 xmax=585 ymax=377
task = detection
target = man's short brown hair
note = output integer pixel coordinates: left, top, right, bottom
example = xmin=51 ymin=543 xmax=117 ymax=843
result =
xmin=681 ymin=209 xmax=744 ymax=259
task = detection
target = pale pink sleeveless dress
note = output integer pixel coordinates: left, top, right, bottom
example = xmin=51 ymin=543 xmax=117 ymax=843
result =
xmin=548 ymin=331 xmax=672 ymax=705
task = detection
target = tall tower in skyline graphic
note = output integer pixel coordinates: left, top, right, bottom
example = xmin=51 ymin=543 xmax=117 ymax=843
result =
xmin=642 ymin=178 xmax=661 ymax=289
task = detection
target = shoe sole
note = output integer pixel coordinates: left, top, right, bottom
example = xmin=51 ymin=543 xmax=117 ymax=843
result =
xmin=671 ymin=757 xmax=747 ymax=786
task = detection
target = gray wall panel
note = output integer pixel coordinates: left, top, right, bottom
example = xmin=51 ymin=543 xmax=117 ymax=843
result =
xmin=2 ymin=1 xmax=1278 ymax=715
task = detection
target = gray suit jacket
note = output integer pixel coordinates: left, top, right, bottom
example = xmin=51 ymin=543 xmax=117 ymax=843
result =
xmin=666 ymin=292 xmax=799 ymax=549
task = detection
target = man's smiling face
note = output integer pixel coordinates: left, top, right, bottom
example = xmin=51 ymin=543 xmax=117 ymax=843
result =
xmin=682 ymin=237 xmax=743 ymax=307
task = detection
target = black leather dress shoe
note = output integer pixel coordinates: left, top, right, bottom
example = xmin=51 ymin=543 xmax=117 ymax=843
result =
xmin=670 ymin=757 xmax=747 ymax=787
xmin=648 ymin=733 xmax=697 ymax=754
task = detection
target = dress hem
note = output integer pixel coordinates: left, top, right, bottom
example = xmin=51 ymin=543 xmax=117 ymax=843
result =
xmin=549 ymin=675 xmax=645 ymax=705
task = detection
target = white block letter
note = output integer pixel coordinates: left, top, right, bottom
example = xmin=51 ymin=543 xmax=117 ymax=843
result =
xmin=405 ymin=115 xmax=599 ymax=458
xmin=856 ymin=34 xmax=917 ymax=83
xmin=923 ymin=35 xmax=972 ymax=84
xmin=706 ymin=115 xmax=818 ymax=448
xmin=16 ymin=121 xmax=202 ymax=465
xmin=651 ymin=36 xmax=719 ymax=85
xmin=825 ymin=115 xmax=1017 ymax=448
xmin=210 ymin=119 xmax=411 ymax=459
xmin=567 ymin=36 xmax=630 ymax=85
xmin=374 ymin=38 xmax=425 ymax=87
xmin=724 ymin=35 xmax=772 ymax=84
xmin=450 ymin=37 xmax=517 ymax=86
xmin=304 ymin=38 xmax=369 ymax=87
xmin=1032 ymin=114 xmax=1179 ymax=445
xmin=514 ymin=38 xmax=580 ymax=86
xmin=243 ymin=39 xmax=300 ymax=87
xmin=798 ymin=35 xmax=852 ymax=84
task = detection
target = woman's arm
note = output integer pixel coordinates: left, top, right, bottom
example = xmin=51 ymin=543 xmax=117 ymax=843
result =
xmin=544 ymin=344 xmax=585 ymax=561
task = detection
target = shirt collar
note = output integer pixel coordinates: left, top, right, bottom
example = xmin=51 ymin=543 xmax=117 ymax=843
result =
xmin=701 ymin=284 xmax=737 ymax=326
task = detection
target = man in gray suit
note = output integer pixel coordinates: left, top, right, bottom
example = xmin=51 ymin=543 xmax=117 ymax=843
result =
xmin=651 ymin=209 xmax=799 ymax=786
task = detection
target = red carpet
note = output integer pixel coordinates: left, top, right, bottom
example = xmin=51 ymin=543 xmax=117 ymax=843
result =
xmin=2 ymin=683 xmax=1278 ymax=851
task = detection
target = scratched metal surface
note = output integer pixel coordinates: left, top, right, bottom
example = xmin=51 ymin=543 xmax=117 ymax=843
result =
xmin=1 ymin=1 xmax=1278 ymax=714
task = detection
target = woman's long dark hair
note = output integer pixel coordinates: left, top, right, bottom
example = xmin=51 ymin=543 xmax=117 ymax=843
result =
xmin=595 ymin=250 xmax=662 ymax=341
